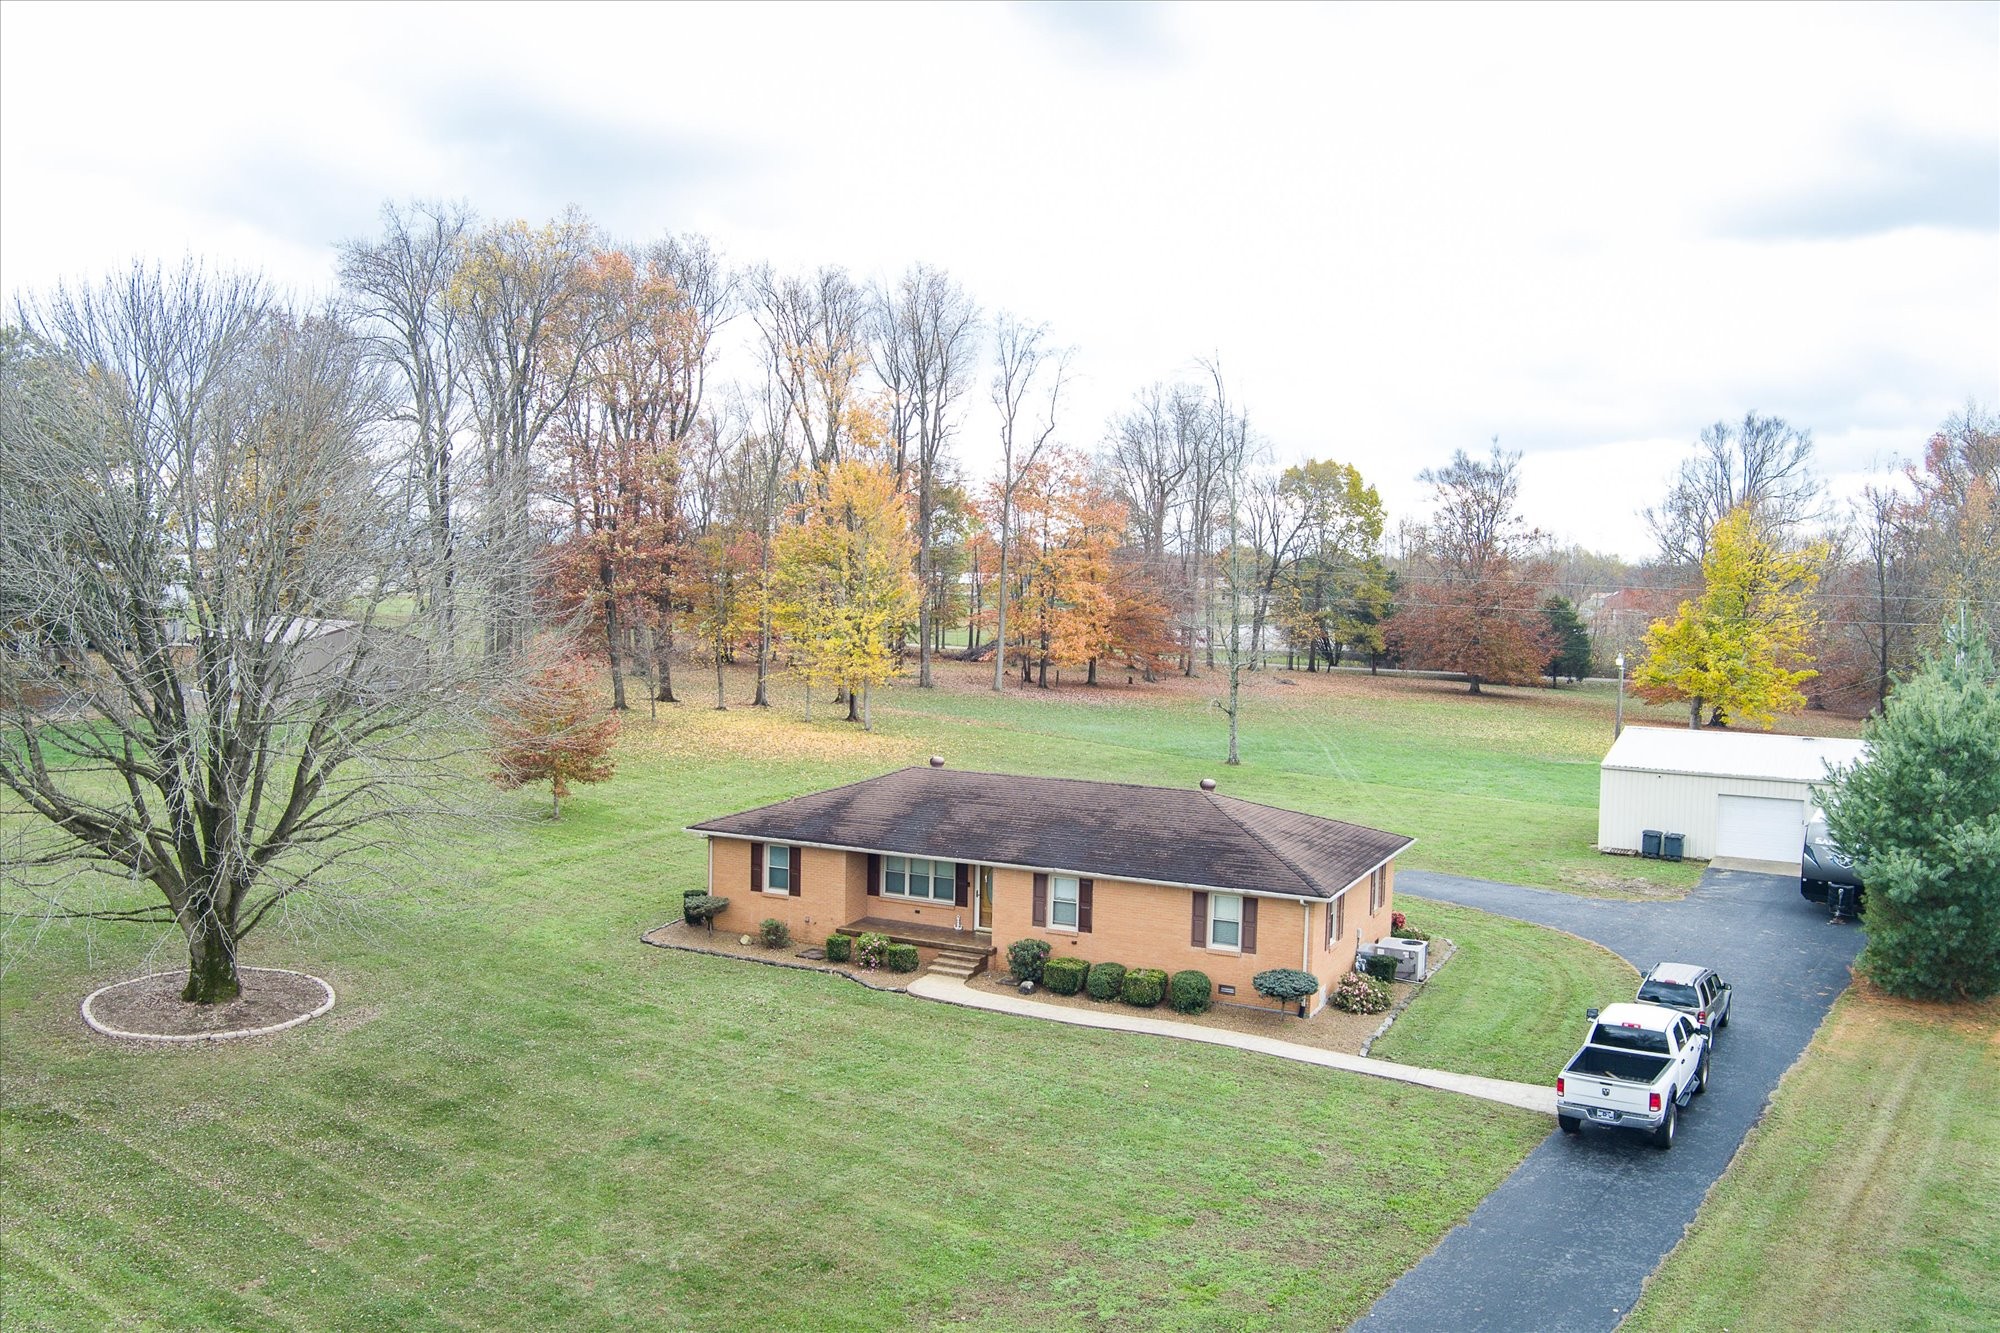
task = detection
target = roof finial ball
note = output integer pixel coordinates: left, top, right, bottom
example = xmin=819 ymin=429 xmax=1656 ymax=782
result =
xmin=1199 ymin=778 xmax=1217 ymax=792
xmin=929 ymin=755 xmax=946 ymax=768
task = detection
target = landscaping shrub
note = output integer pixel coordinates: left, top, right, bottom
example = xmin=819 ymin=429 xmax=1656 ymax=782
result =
xmin=1168 ymin=970 xmax=1213 ymax=1014
xmin=824 ymin=933 xmax=852 ymax=963
xmin=1007 ymin=938 xmax=1052 ymax=984
xmin=1329 ymin=969 xmax=1393 ymax=1014
xmin=1043 ymin=956 xmax=1089 ymax=995
xmin=759 ymin=918 xmax=791 ymax=949
xmin=1364 ymin=953 xmax=1399 ymax=984
xmin=1393 ymin=924 xmax=1431 ymax=942
xmin=1253 ymin=968 xmax=1322 ymax=1013
xmin=855 ymin=931 xmax=890 ymax=970
xmin=1085 ymin=961 xmax=1128 ymax=1001
xmin=1391 ymin=910 xmax=1406 ymax=934
xmin=1121 ymin=967 xmax=1168 ymax=1008
xmin=885 ymin=943 xmax=920 ymax=973
xmin=682 ymin=894 xmax=728 ymax=931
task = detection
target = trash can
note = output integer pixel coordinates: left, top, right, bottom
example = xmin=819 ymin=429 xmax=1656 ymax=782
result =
xmin=1642 ymin=829 xmax=1663 ymax=859
xmin=1661 ymin=832 xmax=1685 ymax=862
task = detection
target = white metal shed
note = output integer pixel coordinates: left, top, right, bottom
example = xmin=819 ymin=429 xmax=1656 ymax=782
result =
xmin=1597 ymin=728 xmax=1866 ymax=865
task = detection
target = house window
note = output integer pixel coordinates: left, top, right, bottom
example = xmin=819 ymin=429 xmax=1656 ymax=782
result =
xmin=1209 ymin=893 xmax=1242 ymax=950
xmin=1369 ymin=867 xmax=1387 ymax=914
xmin=765 ymin=845 xmax=791 ymax=893
xmin=1327 ymin=893 xmax=1344 ymax=947
xmin=1050 ymin=875 xmax=1080 ymax=929
xmin=883 ymin=855 xmax=956 ymax=904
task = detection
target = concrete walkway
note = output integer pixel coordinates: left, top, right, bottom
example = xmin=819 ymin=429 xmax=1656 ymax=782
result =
xmin=905 ymin=972 xmax=1555 ymax=1114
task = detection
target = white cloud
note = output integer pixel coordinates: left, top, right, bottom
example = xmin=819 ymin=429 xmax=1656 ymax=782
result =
xmin=4 ymin=0 xmax=1994 ymax=558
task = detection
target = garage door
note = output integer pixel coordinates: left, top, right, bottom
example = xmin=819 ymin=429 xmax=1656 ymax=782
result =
xmin=1715 ymin=795 xmax=1805 ymax=864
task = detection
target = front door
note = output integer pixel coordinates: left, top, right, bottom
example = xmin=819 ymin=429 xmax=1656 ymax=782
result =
xmin=976 ymin=866 xmax=994 ymax=933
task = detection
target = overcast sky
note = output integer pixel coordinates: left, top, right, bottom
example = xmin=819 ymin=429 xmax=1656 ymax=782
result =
xmin=3 ymin=1 xmax=1995 ymax=558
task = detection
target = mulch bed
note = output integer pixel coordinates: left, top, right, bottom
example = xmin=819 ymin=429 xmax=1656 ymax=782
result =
xmin=641 ymin=920 xmax=932 ymax=991
xmin=85 ymin=968 xmax=331 ymax=1039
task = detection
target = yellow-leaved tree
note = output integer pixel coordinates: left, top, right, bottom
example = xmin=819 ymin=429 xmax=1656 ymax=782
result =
xmin=771 ymin=459 xmax=918 ymax=730
xmin=1634 ymin=505 xmax=1827 ymax=729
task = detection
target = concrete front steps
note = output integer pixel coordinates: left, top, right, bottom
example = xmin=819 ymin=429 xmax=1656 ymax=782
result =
xmin=926 ymin=949 xmax=989 ymax=981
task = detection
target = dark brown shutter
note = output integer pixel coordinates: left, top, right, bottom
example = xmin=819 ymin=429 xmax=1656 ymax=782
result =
xmin=866 ymin=852 xmax=881 ymax=897
xmin=792 ymin=846 xmax=804 ymax=897
xmin=750 ymin=842 xmax=763 ymax=893
xmin=1078 ymin=879 xmax=1094 ymax=934
xmin=1242 ymin=897 xmax=1259 ymax=955
xmin=1191 ymin=891 xmax=1208 ymax=947
xmin=1032 ymin=873 xmax=1048 ymax=927
xmin=954 ymin=862 xmax=970 ymax=907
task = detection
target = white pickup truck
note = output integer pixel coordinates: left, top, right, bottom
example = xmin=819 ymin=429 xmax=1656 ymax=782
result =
xmin=1556 ymin=1002 xmax=1711 ymax=1149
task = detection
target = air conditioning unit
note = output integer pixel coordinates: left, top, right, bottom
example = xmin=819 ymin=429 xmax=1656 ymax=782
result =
xmin=1370 ymin=938 xmax=1429 ymax=982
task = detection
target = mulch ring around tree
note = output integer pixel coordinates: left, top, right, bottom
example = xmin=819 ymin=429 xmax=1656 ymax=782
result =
xmin=81 ymin=967 xmax=336 ymax=1043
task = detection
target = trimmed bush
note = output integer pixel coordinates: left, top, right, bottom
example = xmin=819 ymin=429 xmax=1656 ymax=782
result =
xmin=682 ymin=894 xmax=728 ymax=931
xmin=854 ymin=931 xmax=890 ymax=970
xmin=1121 ymin=967 xmax=1168 ymax=1008
xmin=1007 ymin=938 xmax=1052 ymax=984
xmin=1329 ymin=968 xmax=1393 ymax=1014
xmin=824 ymin=933 xmax=853 ymax=963
xmin=1168 ymin=969 xmax=1213 ymax=1014
xmin=1393 ymin=924 xmax=1431 ymax=943
xmin=1363 ymin=952 xmax=1399 ymax=984
xmin=1253 ymin=968 xmax=1322 ymax=1013
xmin=1043 ymin=956 xmax=1089 ymax=995
xmin=1085 ymin=961 xmax=1128 ymax=1001
xmin=759 ymin=918 xmax=791 ymax=949
xmin=885 ymin=942 xmax=920 ymax=973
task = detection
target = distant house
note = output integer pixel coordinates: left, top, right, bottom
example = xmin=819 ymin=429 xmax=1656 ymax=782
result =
xmin=1598 ymin=727 xmax=1866 ymax=865
xmin=687 ymin=766 xmax=1414 ymax=1015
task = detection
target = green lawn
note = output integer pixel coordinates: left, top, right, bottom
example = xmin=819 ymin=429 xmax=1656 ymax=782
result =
xmin=1624 ymin=986 xmax=2000 ymax=1331
xmin=1367 ymin=898 xmax=1639 ymax=1085
xmin=0 ymin=662 xmax=1867 ymax=1329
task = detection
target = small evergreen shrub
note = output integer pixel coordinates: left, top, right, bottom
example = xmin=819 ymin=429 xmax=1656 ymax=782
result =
xmin=854 ymin=931 xmax=890 ymax=970
xmin=759 ymin=918 xmax=792 ymax=949
xmin=1329 ymin=969 xmax=1392 ymax=1014
xmin=1253 ymin=968 xmax=1322 ymax=1012
xmin=824 ymin=933 xmax=853 ymax=963
xmin=1121 ymin=967 xmax=1168 ymax=1008
xmin=885 ymin=943 xmax=920 ymax=973
xmin=1043 ymin=956 xmax=1089 ymax=995
xmin=1364 ymin=953 xmax=1399 ymax=983
xmin=682 ymin=894 xmax=728 ymax=931
xmin=1168 ymin=969 xmax=1213 ymax=1014
xmin=1007 ymin=938 xmax=1052 ymax=984
xmin=1085 ymin=961 xmax=1128 ymax=1001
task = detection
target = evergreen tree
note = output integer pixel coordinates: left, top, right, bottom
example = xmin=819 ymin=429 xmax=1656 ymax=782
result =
xmin=1824 ymin=615 xmax=2000 ymax=1001
xmin=1542 ymin=595 xmax=1593 ymax=685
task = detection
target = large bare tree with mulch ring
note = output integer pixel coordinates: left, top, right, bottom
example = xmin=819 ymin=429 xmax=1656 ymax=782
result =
xmin=0 ymin=263 xmax=508 ymax=1005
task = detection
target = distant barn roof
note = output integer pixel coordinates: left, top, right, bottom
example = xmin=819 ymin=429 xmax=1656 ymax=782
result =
xmin=688 ymin=767 xmax=1413 ymax=899
xmin=1602 ymin=727 xmax=1866 ymax=784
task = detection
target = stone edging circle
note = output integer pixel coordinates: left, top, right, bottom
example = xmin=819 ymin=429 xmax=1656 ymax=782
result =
xmin=80 ymin=967 xmax=337 ymax=1043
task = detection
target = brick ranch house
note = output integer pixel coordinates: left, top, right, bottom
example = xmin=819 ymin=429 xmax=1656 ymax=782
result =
xmin=686 ymin=765 xmax=1414 ymax=1017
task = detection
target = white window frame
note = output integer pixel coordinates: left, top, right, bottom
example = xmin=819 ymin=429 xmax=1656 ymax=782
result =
xmin=764 ymin=844 xmax=791 ymax=895
xmin=1208 ymin=892 xmax=1243 ymax=952
xmin=1049 ymin=874 xmax=1081 ymax=930
xmin=1327 ymin=892 xmax=1345 ymax=948
xmin=882 ymin=854 xmax=956 ymax=905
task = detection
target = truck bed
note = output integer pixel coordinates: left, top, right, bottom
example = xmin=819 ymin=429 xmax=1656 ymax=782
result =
xmin=1564 ymin=1046 xmax=1669 ymax=1085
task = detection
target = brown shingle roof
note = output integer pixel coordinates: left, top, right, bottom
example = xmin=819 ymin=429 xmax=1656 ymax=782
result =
xmin=687 ymin=768 xmax=1412 ymax=899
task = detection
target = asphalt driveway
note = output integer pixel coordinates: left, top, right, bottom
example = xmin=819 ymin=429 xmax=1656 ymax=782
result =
xmin=1353 ymin=865 xmax=1864 ymax=1332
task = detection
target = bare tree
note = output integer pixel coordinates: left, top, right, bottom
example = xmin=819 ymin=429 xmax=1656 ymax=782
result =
xmin=1 ymin=264 xmax=499 ymax=1004
xmin=987 ymin=313 xmax=1070 ymax=690
xmin=1200 ymin=360 xmax=1255 ymax=764
xmin=453 ymin=210 xmax=603 ymax=659
xmin=748 ymin=264 xmax=868 ymax=473
xmin=1646 ymin=412 xmax=1828 ymax=566
xmin=873 ymin=265 xmax=980 ymax=687
xmin=337 ymin=199 xmax=474 ymax=647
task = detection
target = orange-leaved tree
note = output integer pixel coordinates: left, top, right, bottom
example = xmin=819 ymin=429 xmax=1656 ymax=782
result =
xmin=489 ymin=652 xmax=620 ymax=817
